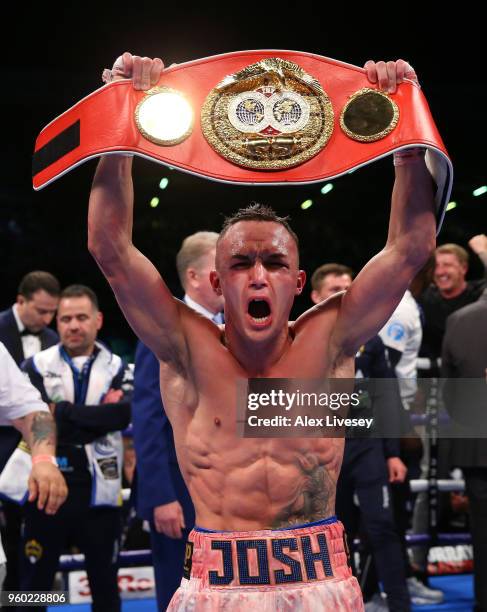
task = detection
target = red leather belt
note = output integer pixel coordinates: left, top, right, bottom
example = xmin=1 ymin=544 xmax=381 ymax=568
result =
xmin=33 ymin=50 xmax=452 ymax=228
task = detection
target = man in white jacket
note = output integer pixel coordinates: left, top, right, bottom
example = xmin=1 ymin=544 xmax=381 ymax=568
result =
xmin=19 ymin=284 xmax=131 ymax=612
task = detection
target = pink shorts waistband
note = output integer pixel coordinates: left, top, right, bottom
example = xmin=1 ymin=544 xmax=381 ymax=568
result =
xmin=183 ymin=518 xmax=352 ymax=589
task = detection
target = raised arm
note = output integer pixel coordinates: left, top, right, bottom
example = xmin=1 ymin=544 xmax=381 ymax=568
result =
xmin=331 ymin=60 xmax=436 ymax=358
xmin=468 ymin=234 xmax=487 ymax=277
xmin=88 ymin=53 xmax=188 ymax=368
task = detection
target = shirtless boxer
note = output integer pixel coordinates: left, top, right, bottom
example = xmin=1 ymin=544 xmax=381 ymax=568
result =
xmin=88 ymin=54 xmax=435 ymax=611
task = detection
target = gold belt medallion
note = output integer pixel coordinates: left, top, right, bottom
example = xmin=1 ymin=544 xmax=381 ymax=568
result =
xmin=201 ymin=58 xmax=334 ymax=170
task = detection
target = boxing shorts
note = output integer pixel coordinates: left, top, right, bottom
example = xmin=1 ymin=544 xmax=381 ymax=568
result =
xmin=167 ymin=516 xmax=363 ymax=611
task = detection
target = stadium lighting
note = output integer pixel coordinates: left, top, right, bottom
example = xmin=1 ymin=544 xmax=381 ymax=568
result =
xmin=320 ymin=183 xmax=334 ymax=195
xmin=473 ymin=186 xmax=487 ymax=197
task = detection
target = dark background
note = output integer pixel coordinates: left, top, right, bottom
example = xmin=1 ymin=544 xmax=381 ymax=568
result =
xmin=3 ymin=5 xmax=485 ymax=358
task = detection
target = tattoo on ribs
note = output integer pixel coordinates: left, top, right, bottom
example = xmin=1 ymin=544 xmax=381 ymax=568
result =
xmin=31 ymin=412 xmax=56 ymax=448
xmin=272 ymin=459 xmax=336 ymax=529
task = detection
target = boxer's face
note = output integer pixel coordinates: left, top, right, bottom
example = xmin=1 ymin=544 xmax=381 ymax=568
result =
xmin=213 ymin=221 xmax=305 ymax=342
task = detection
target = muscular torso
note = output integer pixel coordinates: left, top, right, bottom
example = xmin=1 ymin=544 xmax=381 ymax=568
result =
xmin=160 ymin=297 xmax=353 ymax=530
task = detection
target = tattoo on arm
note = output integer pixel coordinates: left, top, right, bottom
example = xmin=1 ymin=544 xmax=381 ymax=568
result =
xmin=30 ymin=412 xmax=56 ymax=450
xmin=272 ymin=457 xmax=336 ymax=529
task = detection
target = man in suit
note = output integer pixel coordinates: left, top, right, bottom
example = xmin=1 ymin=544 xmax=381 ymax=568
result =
xmin=442 ymin=288 xmax=487 ymax=612
xmin=311 ymin=264 xmax=411 ymax=611
xmin=132 ymin=231 xmax=224 ymax=610
xmin=0 ymin=270 xmax=60 ymax=593
xmin=0 ymin=271 xmax=60 ymax=367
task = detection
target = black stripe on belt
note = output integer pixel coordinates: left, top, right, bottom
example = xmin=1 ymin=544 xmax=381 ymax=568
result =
xmin=32 ymin=120 xmax=80 ymax=176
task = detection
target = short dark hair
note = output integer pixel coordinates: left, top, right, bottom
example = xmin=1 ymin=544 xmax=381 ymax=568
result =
xmin=311 ymin=263 xmax=353 ymax=291
xmin=18 ymin=271 xmax=61 ymax=299
xmin=219 ymin=203 xmax=299 ymax=250
xmin=60 ymin=284 xmax=99 ymax=310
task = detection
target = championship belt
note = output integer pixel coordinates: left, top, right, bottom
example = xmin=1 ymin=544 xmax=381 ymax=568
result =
xmin=33 ymin=50 xmax=452 ymax=228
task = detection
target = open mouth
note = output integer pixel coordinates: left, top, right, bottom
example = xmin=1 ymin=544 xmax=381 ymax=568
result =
xmin=248 ymin=298 xmax=271 ymax=324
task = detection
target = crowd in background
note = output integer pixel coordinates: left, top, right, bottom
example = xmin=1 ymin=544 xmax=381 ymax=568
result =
xmin=0 ymin=231 xmax=486 ymax=611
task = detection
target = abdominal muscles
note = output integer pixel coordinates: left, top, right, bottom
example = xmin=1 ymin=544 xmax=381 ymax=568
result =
xmin=184 ymin=437 xmax=344 ymax=531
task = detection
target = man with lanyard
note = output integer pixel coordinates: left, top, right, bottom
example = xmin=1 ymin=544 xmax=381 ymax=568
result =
xmin=132 ymin=230 xmax=224 ymax=610
xmin=18 ymin=285 xmax=132 ymax=612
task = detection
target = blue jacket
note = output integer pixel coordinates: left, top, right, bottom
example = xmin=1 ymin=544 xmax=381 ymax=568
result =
xmin=351 ymin=335 xmax=404 ymax=459
xmin=132 ymin=341 xmax=194 ymax=524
